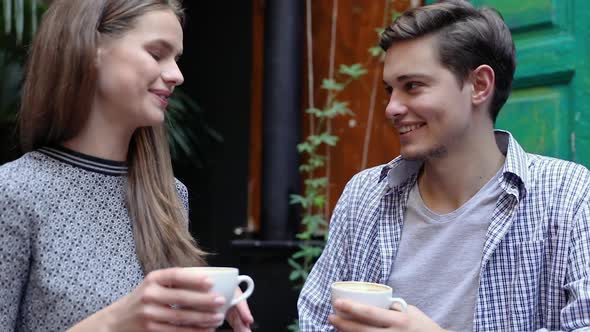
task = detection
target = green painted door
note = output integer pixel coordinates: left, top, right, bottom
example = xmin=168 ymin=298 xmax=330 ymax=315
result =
xmin=425 ymin=0 xmax=590 ymax=166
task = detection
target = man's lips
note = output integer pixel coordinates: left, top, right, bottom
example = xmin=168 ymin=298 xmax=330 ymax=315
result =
xmin=397 ymin=123 xmax=426 ymax=134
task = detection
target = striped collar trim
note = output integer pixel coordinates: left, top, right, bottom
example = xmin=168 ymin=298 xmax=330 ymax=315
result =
xmin=38 ymin=146 xmax=128 ymax=176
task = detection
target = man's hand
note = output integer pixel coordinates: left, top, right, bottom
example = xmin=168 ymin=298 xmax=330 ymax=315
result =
xmin=329 ymin=299 xmax=448 ymax=332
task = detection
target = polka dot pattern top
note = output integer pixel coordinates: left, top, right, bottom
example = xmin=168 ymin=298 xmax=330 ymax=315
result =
xmin=0 ymin=146 xmax=189 ymax=331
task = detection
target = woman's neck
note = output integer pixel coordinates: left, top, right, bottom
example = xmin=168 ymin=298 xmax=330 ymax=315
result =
xmin=62 ymin=112 xmax=134 ymax=162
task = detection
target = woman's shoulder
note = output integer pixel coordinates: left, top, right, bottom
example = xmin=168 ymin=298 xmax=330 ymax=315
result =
xmin=0 ymin=152 xmax=40 ymax=182
xmin=174 ymin=178 xmax=189 ymax=212
xmin=174 ymin=178 xmax=188 ymax=195
xmin=0 ymin=151 xmax=57 ymax=197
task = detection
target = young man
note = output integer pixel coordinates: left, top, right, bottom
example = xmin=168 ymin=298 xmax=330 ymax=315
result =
xmin=298 ymin=1 xmax=590 ymax=331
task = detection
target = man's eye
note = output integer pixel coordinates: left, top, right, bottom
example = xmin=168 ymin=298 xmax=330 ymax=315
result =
xmin=384 ymin=86 xmax=393 ymax=95
xmin=406 ymin=82 xmax=421 ymax=90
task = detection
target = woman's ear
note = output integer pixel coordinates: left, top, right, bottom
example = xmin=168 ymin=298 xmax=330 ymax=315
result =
xmin=470 ymin=64 xmax=495 ymax=107
xmin=95 ymin=33 xmax=107 ymax=67
xmin=95 ymin=48 xmax=104 ymax=67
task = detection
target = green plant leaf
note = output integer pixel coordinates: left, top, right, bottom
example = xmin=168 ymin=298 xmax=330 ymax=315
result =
xmin=321 ymin=78 xmax=345 ymax=91
xmin=298 ymin=245 xmax=324 ymax=259
xmin=297 ymin=142 xmax=314 ymax=153
xmin=301 ymin=269 xmax=310 ymax=281
xmin=299 ymin=164 xmax=314 ymax=173
xmin=289 ymin=269 xmax=301 ymax=281
xmin=165 ymin=88 xmax=223 ymax=168
xmin=308 ymin=135 xmax=320 ymax=146
xmin=31 ymin=0 xmax=37 ymax=33
xmin=288 ymin=258 xmax=302 ymax=270
xmin=339 ymin=63 xmax=367 ymax=79
xmin=308 ymin=155 xmax=325 ymax=168
xmin=305 ymin=107 xmax=323 ymax=117
xmin=1 ymin=0 xmax=44 ymax=45
xmin=15 ymin=0 xmax=23 ymax=44
xmin=289 ymin=194 xmax=309 ymax=208
xmin=291 ymin=249 xmax=308 ymax=259
xmin=288 ymin=320 xmax=299 ymax=332
xmin=375 ymin=27 xmax=385 ymax=37
xmin=301 ymin=214 xmax=326 ymax=227
xmin=324 ymin=101 xmax=352 ymax=118
xmin=296 ymin=232 xmax=312 ymax=240
xmin=304 ymin=177 xmax=328 ymax=189
xmin=3 ymin=0 xmax=12 ymax=35
xmin=369 ymin=46 xmax=383 ymax=57
xmin=319 ymin=133 xmax=338 ymax=146
xmin=308 ymin=133 xmax=338 ymax=147
xmin=313 ymin=195 xmax=326 ymax=208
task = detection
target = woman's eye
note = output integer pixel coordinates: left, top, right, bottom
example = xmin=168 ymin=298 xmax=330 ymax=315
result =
xmin=149 ymin=50 xmax=162 ymax=61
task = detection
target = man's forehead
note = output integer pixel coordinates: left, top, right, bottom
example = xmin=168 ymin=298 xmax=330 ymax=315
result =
xmin=383 ymin=36 xmax=442 ymax=78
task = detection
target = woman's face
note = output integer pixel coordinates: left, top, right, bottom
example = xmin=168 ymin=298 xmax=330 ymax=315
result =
xmin=94 ymin=9 xmax=184 ymax=131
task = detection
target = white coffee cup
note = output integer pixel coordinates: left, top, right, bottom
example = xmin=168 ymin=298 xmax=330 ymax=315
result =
xmin=331 ymin=281 xmax=407 ymax=317
xmin=185 ymin=267 xmax=255 ymax=326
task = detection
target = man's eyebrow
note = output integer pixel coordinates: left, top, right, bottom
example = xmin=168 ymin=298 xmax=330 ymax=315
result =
xmin=383 ymin=73 xmax=432 ymax=86
xmin=383 ymin=73 xmax=432 ymax=88
xmin=395 ymin=73 xmax=431 ymax=82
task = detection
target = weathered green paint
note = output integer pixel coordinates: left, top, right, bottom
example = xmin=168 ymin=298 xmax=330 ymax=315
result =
xmin=495 ymin=0 xmax=590 ymax=167
xmin=497 ymin=87 xmax=570 ymax=159
xmin=424 ymin=0 xmax=590 ymax=167
xmin=472 ymin=0 xmax=553 ymax=32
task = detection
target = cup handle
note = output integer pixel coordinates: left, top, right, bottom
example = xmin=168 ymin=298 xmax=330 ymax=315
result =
xmin=230 ymin=275 xmax=255 ymax=307
xmin=389 ymin=297 xmax=407 ymax=312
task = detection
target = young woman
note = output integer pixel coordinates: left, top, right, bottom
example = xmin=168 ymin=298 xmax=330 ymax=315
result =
xmin=0 ymin=1 xmax=253 ymax=331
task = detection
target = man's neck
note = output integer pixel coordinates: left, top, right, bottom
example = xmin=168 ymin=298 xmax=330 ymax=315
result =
xmin=418 ymin=130 xmax=505 ymax=214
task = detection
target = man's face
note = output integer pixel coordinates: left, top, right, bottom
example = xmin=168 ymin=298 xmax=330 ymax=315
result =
xmin=383 ymin=35 xmax=474 ymax=161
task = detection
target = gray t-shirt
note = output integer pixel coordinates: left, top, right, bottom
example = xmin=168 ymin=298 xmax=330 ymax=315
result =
xmin=388 ymin=170 xmax=502 ymax=332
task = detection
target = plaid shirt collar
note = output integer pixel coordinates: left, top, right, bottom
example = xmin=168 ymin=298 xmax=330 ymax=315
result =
xmin=378 ymin=130 xmax=530 ymax=200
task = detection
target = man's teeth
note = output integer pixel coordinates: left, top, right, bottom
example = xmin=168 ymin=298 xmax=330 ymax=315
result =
xmin=399 ymin=124 xmax=424 ymax=134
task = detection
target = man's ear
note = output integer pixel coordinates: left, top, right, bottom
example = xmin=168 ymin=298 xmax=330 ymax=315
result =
xmin=470 ymin=64 xmax=495 ymax=107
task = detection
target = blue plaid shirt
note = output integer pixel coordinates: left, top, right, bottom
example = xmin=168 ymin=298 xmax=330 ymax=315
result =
xmin=298 ymin=131 xmax=590 ymax=331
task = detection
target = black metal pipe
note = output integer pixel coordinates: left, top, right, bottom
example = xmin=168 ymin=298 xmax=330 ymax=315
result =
xmin=261 ymin=0 xmax=304 ymax=241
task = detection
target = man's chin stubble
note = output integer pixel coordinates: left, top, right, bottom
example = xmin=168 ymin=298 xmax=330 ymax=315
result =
xmin=403 ymin=145 xmax=448 ymax=161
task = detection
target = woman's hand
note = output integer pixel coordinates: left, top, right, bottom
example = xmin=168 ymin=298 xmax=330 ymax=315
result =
xmin=226 ymin=288 xmax=254 ymax=332
xmin=68 ymin=267 xmax=227 ymax=332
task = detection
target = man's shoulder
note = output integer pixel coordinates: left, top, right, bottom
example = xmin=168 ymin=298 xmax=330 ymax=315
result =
xmin=526 ymin=153 xmax=590 ymax=201
xmin=347 ymin=162 xmax=391 ymax=191
xmin=527 ymin=153 xmax=590 ymax=182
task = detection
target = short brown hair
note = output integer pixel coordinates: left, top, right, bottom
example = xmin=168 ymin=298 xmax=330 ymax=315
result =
xmin=380 ymin=0 xmax=516 ymax=122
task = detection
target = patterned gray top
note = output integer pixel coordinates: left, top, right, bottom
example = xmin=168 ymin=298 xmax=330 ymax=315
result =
xmin=0 ymin=146 xmax=189 ymax=331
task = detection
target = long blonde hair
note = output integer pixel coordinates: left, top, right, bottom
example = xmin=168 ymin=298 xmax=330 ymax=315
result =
xmin=19 ymin=0 xmax=206 ymax=273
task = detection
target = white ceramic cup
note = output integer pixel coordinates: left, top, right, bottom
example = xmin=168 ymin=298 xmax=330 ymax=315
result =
xmin=185 ymin=267 xmax=255 ymax=327
xmin=331 ymin=281 xmax=407 ymax=318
